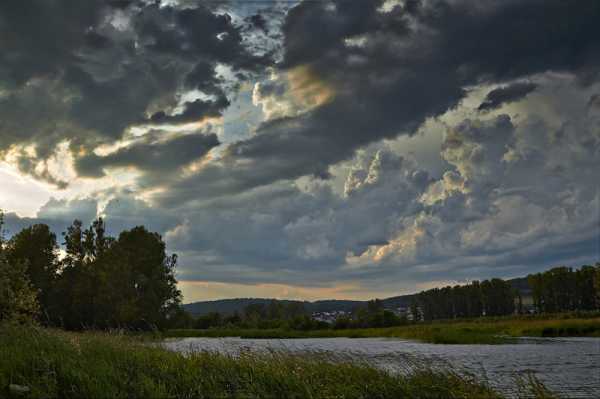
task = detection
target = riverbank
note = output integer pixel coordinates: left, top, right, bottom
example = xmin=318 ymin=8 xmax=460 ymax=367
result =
xmin=0 ymin=323 xmax=543 ymax=399
xmin=166 ymin=314 xmax=600 ymax=344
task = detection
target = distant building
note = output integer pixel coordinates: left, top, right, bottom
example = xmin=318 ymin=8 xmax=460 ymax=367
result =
xmin=311 ymin=310 xmax=349 ymax=324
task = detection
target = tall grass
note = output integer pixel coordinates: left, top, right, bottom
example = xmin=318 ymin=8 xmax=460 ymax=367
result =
xmin=166 ymin=315 xmax=600 ymax=344
xmin=0 ymin=323 xmax=510 ymax=398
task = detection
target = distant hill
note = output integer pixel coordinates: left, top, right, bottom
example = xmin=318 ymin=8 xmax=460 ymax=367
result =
xmin=183 ymin=298 xmax=363 ymax=316
xmin=183 ymin=277 xmax=531 ymax=316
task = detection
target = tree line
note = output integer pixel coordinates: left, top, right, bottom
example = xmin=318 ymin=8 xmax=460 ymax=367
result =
xmin=189 ymin=298 xmax=409 ymax=331
xmin=414 ymin=264 xmax=600 ymax=322
xmin=528 ymin=265 xmax=599 ymax=313
xmin=192 ymin=301 xmax=329 ymax=331
xmin=415 ymin=278 xmax=517 ymax=321
xmin=0 ymin=212 xmax=182 ymax=330
xmin=2 ymin=208 xmax=599 ymax=331
xmin=181 ymin=265 xmax=600 ymax=332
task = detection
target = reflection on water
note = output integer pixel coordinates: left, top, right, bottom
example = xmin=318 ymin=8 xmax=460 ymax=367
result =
xmin=163 ymin=336 xmax=600 ymax=398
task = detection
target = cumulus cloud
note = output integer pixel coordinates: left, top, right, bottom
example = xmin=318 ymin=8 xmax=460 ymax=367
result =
xmin=75 ymin=130 xmax=220 ymax=187
xmin=153 ymin=0 xmax=600 ymax=209
xmin=2 ymin=0 xmax=600 ymax=298
xmin=3 ymin=197 xmax=99 ymax=238
xmin=252 ymin=66 xmax=335 ymax=121
xmin=0 ymin=0 xmax=271 ymax=187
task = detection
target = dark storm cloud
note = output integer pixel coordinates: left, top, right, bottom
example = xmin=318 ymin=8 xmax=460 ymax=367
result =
xmin=248 ymin=14 xmax=269 ymax=34
xmin=134 ymin=3 xmax=271 ymax=70
xmin=15 ymin=155 xmax=69 ymax=190
xmin=0 ymin=0 xmax=271 ymax=186
xmin=149 ymin=97 xmax=230 ymax=125
xmin=3 ymin=0 xmax=600 ymax=296
xmin=0 ymin=0 xmax=105 ymax=87
xmin=478 ymin=82 xmax=538 ymax=111
xmin=158 ymin=0 xmax=600 ymax=206
xmin=75 ymin=131 xmax=220 ymax=185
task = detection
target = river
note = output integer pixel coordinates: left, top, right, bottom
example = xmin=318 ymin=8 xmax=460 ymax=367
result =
xmin=163 ymin=336 xmax=600 ymax=398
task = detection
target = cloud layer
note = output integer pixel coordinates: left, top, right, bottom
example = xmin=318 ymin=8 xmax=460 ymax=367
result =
xmin=1 ymin=0 xmax=599 ymax=300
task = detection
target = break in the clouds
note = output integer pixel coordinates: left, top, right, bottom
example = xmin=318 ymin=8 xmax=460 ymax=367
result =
xmin=1 ymin=0 xmax=599 ymax=300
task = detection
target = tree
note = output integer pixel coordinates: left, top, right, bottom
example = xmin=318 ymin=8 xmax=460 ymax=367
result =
xmin=528 ymin=273 xmax=544 ymax=313
xmin=481 ymin=279 xmax=515 ymax=316
xmin=417 ymin=277 xmax=515 ymax=320
xmin=53 ymin=220 xmax=182 ymax=330
xmin=409 ymin=298 xmax=421 ymax=322
xmin=0 ymin=212 xmax=39 ymax=322
xmin=527 ymin=265 xmax=597 ymax=314
xmin=0 ymin=256 xmax=39 ymax=323
xmin=6 ymin=224 xmax=59 ymax=321
xmin=575 ymin=265 xmax=596 ymax=310
xmin=54 ymin=219 xmax=97 ymax=329
xmin=595 ymin=263 xmax=600 ymax=308
xmin=111 ymin=226 xmax=181 ymax=329
xmin=195 ymin=312 xmax=223 ymax=329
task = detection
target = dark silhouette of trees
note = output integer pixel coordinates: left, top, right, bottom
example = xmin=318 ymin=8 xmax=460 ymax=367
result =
xmin=5 ymin=224 xmax=59 ymax=322
xmin=417 ymin=279 xmax=516 ymax=321
xmin=0 ymin=212 xmax=39 ymax=322
xmin=528 ymin=265 xmax=600 ymax=313
xmin=54 ymin=221 xmax=182 ymax=330
xmin=349 ymin=299 xmax=405 ymax=328
xmin=409 ymin=298 xmax=421 ymax=322
xmin=2 ymin=215 xmax=182 ymax=330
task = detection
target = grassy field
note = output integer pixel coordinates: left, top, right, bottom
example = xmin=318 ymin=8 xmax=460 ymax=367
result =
xmin=0 ymin=323 xmax=555 ymax=399
xmin=166 ymin=314 xmax=600 ymax=344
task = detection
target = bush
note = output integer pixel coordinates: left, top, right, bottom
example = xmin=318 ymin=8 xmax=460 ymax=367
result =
xmin=0 ymin=256 xmax=39 ymax=323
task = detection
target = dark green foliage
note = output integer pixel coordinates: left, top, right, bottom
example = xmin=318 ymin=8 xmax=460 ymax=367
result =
xmin=344 ymin=300 xmax=407 ymax=329
xmin=0 ymin=212 xmax=39 ymax=322
xmin=417 ymin=279 xmax=516 ymax=321
xmin=191 ymin=301 xmax=331 ymax=331
xmin=5 ymin=224 xmax=59 ymax=320
xmin=528 ymin=265 xmax=600 ymax=313
xmin=0 ymin=256 xmax=39 ymax=323
xmin=4 ymin=216 xmax=182 ymax=331
xmin=54 ymin=220 xmax=182 ymax=330
xmin=190 ymin=299 xmax=405 ymax=331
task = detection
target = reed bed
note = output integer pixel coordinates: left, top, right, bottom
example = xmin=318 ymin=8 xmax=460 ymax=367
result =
xmin=0 ymin=323 xmax=558 ymax=398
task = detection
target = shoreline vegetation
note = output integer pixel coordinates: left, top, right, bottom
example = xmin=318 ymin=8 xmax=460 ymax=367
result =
xmin=165 ymin=313 xmax=600 ymax=344
xmin=1 ymin=324 xmax=555 ymax=399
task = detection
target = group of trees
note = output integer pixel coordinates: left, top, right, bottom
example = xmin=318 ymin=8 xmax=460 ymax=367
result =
xmin=0 ymin=212 xmax=182 ymax=330
xmin=333 ymin=299 xmax=407 ymax=329
xmin=188 ymin=265 xmax=600 ymax=332
xmin=189 ymin=299 xmax=409 ymax=331
xmin=528 ymin=265 xmax=600 ymax=313
xmin=191 ymin=300 xmax=331 ymax=330
xmin=416 ymin=279 xmax=517 ymax=321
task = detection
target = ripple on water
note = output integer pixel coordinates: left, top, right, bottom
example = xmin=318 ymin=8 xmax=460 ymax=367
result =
xmin=162 ymin=337 xmax=600 ymax=398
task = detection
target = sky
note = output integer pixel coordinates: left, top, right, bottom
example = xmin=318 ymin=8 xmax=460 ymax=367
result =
xmin=1 ymin=0 xmax=599 ymax=303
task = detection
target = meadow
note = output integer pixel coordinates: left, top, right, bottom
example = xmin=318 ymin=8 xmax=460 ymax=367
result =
xmin=0 ymin=323 xmax=558 ymax=399
xmin=166 ymin=313 xmax=600 ymax=344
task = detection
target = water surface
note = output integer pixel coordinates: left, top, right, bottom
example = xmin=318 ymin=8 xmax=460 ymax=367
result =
xmin=163 ymin=336 xmax=600 ymax=398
